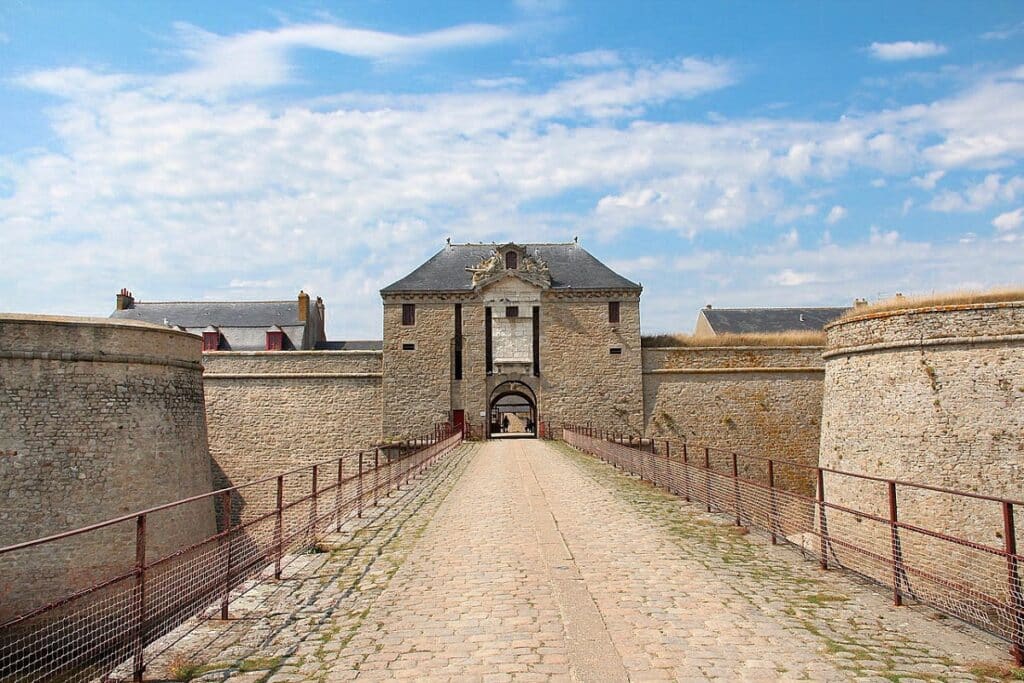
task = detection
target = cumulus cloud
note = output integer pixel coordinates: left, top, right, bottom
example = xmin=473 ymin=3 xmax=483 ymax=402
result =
xmin=911 ymin=170 xmax=945 ymax=190
xmin=929 ymin=174 xmax=1024 ymax=212
xmin=993 ymin=207 xmax=1023 ymax=232
xmin=825 ymin=205 xmax=847 ymax=224
xmin=769 ymin=269 xmax=818 ymax=286
xmin=867 ymin=41 xmax=948 ymax=61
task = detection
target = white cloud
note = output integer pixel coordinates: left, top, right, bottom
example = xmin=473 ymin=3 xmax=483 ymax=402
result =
xmin=164 ymin=21 xmax=512 ymax=93
xmin=993 ymin=207 xmax=1023 ymax=232
xmin=911 ymin=170 xmax=945 ymax=190
xmin=901 ymin=198 xmax=914 ymax=215
xmin=472 ymin=76 xmax=525 ymax=89
xmin=867 ymin=41 xmax=948 ymax=61
xmin=535 ymin=50 xmax=622 ymax=69
xmin=982 ymin=22 xmax=1024 ymax=41
xmin=825 ymin=205 xmax=847 ymax=224
xmin=769 ymin=269 xmax=819 ymax=286
xmin=929 ymin=174 xmax=1024 ymax=212
xmin=869 ymin=226 xmax=900 ymax=245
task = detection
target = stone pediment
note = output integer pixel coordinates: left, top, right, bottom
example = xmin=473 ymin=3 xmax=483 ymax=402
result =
xmin=466 ymin=245 xmax=551 ymax=290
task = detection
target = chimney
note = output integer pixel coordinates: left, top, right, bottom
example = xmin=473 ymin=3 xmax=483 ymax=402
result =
xmin=854 ymin=298 xmax=868 ymax=308
xmin=116 ymin=288 xmax=134 ymax=311
xmin=297 ymin=290 xmax=310 ymax=322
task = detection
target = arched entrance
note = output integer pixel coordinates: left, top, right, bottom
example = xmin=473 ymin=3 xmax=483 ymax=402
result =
xmin=488 ymin=381 xmax=537 ymax=439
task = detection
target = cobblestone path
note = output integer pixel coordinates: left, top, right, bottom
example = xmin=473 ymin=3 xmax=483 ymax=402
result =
xmin=147 ymin=440 xmax=1014 ymax=682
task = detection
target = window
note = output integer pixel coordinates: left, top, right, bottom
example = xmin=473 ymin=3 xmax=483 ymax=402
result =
xmin=202 ymin=331 xmax=220 ymax=352
xmin=266 ymin=330 xmax=284 ymax=351
xmin=505 ymin=251 xmax=518 ymax=269
xmin=402 ymin=342 xmax=416 ymax=351
xmin=402 ymin=303 xmax=415 ymax=326
xmin=506 ymin=305 xmax=519 ymax=318
xmin=609 ymin=347 xmax=623 ymax=355
xmin=454 ymin=304 xmax=463 ymax=380
xmin=608 ymin=301 xmax=620 ymax=324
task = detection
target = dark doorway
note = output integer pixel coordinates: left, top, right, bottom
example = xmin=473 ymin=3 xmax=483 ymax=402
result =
xmin=488 ymin=382 xmax=537 ymax=439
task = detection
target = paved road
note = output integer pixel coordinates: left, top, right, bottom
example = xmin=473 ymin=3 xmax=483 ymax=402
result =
xmin=149 ymin=439 xmax=1009 ymax=682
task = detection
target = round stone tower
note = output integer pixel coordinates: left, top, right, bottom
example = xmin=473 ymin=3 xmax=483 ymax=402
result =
xmin=0 ymin=314 xmax=216 ymax=621
xmin=819 ymin=301 xmax=1024 ymax=604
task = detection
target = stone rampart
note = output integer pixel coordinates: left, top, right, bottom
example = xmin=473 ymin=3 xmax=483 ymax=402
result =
xmin=0 ymin=314 xmax=215 ymax=621
xmin=642 ymin=346 xmax=824 ymax=494
xmin=819 ymin=302 xmax=1024 ymax=607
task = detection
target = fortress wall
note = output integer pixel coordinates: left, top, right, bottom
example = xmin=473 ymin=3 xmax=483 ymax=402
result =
xmin=381 ymin=299 xmax=454 ymax=439
xmin=819 ymin=303 xmax=1024 ymax=602
xmin=0 ymin=314 xmax=215 ymax=621
xmin=642 ymin=346 xmax=825 ymax=493
xmin=202 ymin=351 xmax=383 ymax=513
xmin=540 ymin=294 xmax=644 ymax=432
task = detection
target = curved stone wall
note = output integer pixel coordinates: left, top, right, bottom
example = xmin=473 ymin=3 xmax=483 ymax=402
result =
xmin=819 ymin=302 xmax=1024 ymax=605
xmin=0 ymin=314 xmax=215 ymax=620
xmin=642 ymin=346 xmax=825 ymax=494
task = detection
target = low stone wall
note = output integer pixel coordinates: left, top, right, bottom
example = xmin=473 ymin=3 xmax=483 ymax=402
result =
xmin=642 ymin=346 xmax=825 ymax=494
xmin=202 ymin=351 xmax=384 ymax=519
xmin=0 ymin=314 xmax=215 ymax=621
xmin=819 ymin=302 xmax=1024 ymax=607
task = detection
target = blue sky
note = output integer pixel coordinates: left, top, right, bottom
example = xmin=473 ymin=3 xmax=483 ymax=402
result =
xmin=1 ymin=1 xmax=1023 ymax=338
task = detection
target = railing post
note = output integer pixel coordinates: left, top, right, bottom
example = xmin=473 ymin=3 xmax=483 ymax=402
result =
xmin=220 ymin=491 xmax=232 ymax=620
xmin=817 ymin=468 xmax=829 ymax=570
xmin=336 ymin=457 xmax=344 ymax=532
xmin=1003 ymin=501 xmax=1024 ymax=665
xmin=374 ymin=448 xmax=381 ymax=506
xmin=132 ymin=513 xmax=147 ymax=683
xmin=767 ymin=459 xmax=778 ymax=545
xmin=274 ymin=475 xmax=284 ymax=580
xmin=357 ymin=452 xmax=364 ymax=518
xmin=731 ymin=453 xmax=741 ymax=526
xmin=888 ymin=481 xmax=905 ymax=606
xmin=704 ymin=447 xmax=712 ymax=513
xmin=682 ymin=443 xmax=690 ymax=502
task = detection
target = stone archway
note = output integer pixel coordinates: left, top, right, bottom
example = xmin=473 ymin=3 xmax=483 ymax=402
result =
xmin=488 ymin=381 xmax=537 ymax=439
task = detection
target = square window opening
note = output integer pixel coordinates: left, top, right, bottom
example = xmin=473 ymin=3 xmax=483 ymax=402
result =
xmin=402 ymin=303 xmax=416 ymax=326
xmin=506 ymin=305 xmax=519 ymax=318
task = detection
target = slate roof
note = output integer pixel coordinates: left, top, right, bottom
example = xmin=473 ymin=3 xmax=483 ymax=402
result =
xmin=381 ymin=243 xmax=641 ymax=293
xmin=110 ymin=300 xmax=310 ymax=351
xmin=700 ymin=307 xmax=848 ymax=334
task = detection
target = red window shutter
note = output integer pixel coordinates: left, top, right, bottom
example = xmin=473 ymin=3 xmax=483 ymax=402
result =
xmin=266 ymin=330 xmax=283 ymax=350
xmin=202 ymin=331 xmax=220 ymax=351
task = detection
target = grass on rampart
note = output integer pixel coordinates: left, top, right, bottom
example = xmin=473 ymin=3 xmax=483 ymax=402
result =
xmin=837 ymin=287 xmax=1024 ymax=321
xmin=641 ymin=330 xmax=825 ymax=348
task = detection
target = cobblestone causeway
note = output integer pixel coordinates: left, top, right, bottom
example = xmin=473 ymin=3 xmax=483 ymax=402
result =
xmin=145 ymin=439 xmax=1016 ymax=682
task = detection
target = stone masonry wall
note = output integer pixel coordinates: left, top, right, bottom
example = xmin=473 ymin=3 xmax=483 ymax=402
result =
xmin=642 ymin=346 xmax=825 ymax=494
xmin=540 ymin=294 xmax=644 ymax=432
xmin=202 ymin=351 xmax=383 ymax=516
xmin=382 ymin=300 xmax=453 ymax=439
xmin=0 ymin=314 xmax=215 ymax=621
xmin=819 ymin=302 xmax=1024 ymax=602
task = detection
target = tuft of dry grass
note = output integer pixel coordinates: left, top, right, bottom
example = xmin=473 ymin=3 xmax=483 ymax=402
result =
xmin=838 ymin=287 xmax=1024 ymax=321
xmin=641 ymin=330 xmax=825 ymax=348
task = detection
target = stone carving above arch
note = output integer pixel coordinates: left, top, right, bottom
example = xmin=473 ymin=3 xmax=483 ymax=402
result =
xmin=466 ymin=243 xmax=551 ymax=289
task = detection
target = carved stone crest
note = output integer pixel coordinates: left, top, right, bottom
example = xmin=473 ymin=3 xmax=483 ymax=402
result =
xmin=466 ymin=245 xmax=551 ymax=289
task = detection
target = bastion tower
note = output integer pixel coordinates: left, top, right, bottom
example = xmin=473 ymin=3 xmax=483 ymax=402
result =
xmin=380 ymin=241 xmax=643 ymax=439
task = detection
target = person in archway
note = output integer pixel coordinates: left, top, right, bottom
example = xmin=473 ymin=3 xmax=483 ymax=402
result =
xmin=501 ymin=415 xmax=510 ymax=433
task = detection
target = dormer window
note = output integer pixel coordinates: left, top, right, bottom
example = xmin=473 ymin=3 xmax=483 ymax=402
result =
xmin=202 ymin=326 xmax=221 ymax=352
xmin=505 ymin=251 xmax=518 ymax=270
xmin=266 ymin=326 xmax=284 ymax=351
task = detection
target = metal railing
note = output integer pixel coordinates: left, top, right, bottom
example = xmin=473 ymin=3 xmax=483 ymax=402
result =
xmin=0 ymin=424 xmax=463 ymax=682
xmin=563 ymin=425 xmax=1024 ymax=665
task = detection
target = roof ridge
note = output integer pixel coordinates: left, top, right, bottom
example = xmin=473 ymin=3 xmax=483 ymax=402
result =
xmin=134 ymin=300 xmax=296 ymax=305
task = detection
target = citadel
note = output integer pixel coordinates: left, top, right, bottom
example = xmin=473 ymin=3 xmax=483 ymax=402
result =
xmin=0 ymin=239 xmax=1022 ymax=678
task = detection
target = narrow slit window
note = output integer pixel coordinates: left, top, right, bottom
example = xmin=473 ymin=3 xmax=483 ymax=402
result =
xmin=402 ymin=342 xmax=416 ymax=351
xmin=609 ymin=347 xmax=623 ymax=355
xmin=608 ymin=301 xmax=620 ymax=324
xmin=402 ymin=303 xmax=415 ymax=326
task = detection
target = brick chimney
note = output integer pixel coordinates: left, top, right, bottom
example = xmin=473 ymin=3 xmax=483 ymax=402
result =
xmin=297 ymin=290 xmax=310 ymax=322
xmin=116 ymin=288 xmax=135 ymax=310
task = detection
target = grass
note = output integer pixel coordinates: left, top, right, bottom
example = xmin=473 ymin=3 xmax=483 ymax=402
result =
xmin=837 ymin=287 xmax=1024 ymax=321
xmin=641 ymin=330 xmax=826 ymax=348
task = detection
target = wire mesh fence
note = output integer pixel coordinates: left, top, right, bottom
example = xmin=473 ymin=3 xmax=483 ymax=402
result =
xmin=563 ymin=425 xmax=1024 ymax=665
xmin=0 ymin=425 xmax=463 ymax=682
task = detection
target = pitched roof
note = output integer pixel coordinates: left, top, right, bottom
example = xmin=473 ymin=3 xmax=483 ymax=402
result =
xmin=110 ymin=301 xmax=304 ymax=328
xmin=315 ymin=340 xmax=383 ymax=351
xmin=380 ymin=243 xmax=641 ymax=293
xmin=700 ymin=307 xmax=848 ymax=334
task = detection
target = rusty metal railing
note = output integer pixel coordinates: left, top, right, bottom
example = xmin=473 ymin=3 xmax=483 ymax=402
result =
xmin=0 ymin=424 xmax=463 ymax=682
xmin=563 ymin=425 xmax=1024 ymax=665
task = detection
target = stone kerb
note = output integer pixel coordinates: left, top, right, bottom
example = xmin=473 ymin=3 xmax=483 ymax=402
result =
xmin=819 ymin=302 xmax=1024 ymax=611
xmin=0 ymin=314 xmax=215 ymax=622
xmin=642 ymin=345 xmax=825 ymax=496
